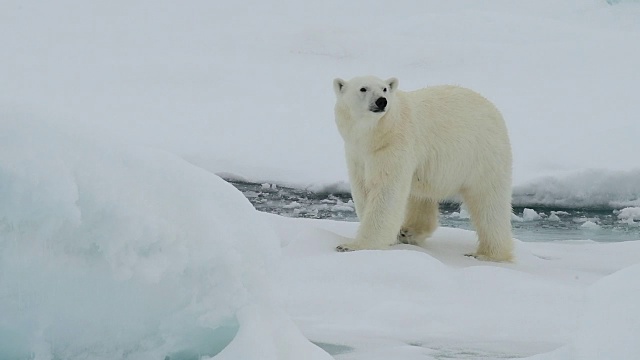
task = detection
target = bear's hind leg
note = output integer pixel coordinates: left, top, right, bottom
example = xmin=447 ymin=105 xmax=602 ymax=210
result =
xmin=398 ymin=197 xmax=439 ymax=246
xmin=462 ymin=187 xmax=514 ymax=262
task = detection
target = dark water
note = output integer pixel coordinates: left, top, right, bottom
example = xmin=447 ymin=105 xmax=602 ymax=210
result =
xmin=227 ymin=180 xmax=640 ymax=243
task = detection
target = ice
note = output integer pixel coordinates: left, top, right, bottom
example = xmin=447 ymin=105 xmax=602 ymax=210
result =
xmin=526 ymin=264 xmax=640 ymax=360
xmin=450 ymin=206 xmax=470 ymax=219
xmin=2 ymin=0 xmax=640 ymax=358
xmin=0 ymin=120 xmax=330 ymax=360
xmin=283 ymin=201 xmax=302 ymax=209
xmin=331 ymin=200 xmax=355 ymax=213
xmin=2 ymin=1 xmax=639 ymax=200
xmin=616 ymin=207 xmax=640 ymax=225
xmin=261 ymin=183 xmax=278 ymax=191
xmin=512 ymin=169 xmax=640 ymax=209
xmin=2 ymin=117 xmax=640 ymax=359
xmin=572 ymin=263 xmax=640 ymax=359
xmin=580 ymin=220 xmax=601 ymax=229
xmin=522 ymin=208 xmax=542 ymax=221
xmin=268 ymin=214 xmax=640 ymax=359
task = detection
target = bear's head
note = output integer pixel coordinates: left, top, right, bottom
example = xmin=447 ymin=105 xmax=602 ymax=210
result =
xmin=333 ymin=76 xmax=399 ymax=118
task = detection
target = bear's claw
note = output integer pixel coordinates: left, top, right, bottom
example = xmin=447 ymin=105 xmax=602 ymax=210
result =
xmin=398 ymin=229 xmax=410 ymax=244
xmin=465 ymin=253 xmax=513 ymax=262
xmin=336 ymin=245 xmax=355 ymax=252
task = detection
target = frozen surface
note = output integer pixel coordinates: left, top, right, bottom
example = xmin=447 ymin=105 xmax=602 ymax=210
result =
xmin=2 ymin=0 xmax=640 ymax=358
xmin=512 ymin=169 xmax=640 ymax=209
xmin=616 ymin=207 xmax=640 ymax=225
xmin=265 ymin=213 xmax=640 ymax=359
xmin=1 ymin=1 xmax=640 ymax=208
xmin=0 ymin=120 xmax=330 ymax=360
xmin=1 ymin=120 xmax=639 ymax=359
xmin=522 ymin=208 xmax=542 ymax=221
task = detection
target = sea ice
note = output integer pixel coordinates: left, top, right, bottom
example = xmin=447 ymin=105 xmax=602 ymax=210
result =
xmin=523 ymin=208 xmax=542 ymax=221
xmin=0 ymin=120 xmax=330 ymax=360
xmin=617 ymin=207 xmax=640 ymax=225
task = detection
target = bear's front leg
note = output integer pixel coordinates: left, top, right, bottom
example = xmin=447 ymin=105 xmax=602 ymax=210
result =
xmin=337 ymin=154 xmax=413 ymax=252
xmin=345 ymin=156 xmax=368 ymax=219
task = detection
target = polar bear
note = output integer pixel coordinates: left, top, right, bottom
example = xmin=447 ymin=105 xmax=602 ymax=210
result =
xmin=333 ymin=76 xmax=513 ymax=262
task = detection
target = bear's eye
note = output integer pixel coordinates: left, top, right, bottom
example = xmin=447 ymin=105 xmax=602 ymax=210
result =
xmin=383 ymin=87 xmax=387 ymax=92
xmin=359 ymin=87 xmax=367 ymax=92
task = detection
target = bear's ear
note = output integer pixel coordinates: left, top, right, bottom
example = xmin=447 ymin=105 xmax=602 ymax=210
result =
xmin=333 ymin=78 xmax=346 ymax=96
xmin=386 ymin=77 xmax=399 ymax=92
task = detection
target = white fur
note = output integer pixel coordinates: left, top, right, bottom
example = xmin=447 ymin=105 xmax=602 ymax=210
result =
xmin=333 ymin=76 xmax=514 ymax=262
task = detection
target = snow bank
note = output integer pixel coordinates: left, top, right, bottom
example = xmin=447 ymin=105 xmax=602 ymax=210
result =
xmin=512 ymin=169 xmax=640 ymax=209
xmin=0 ymin=119 xmax=330 ymax=360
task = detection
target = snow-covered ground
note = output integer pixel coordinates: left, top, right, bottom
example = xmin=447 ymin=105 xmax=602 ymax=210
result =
xmin=270 ymin=214 xmax=640 ymax=360
xmin=2 ymin=0 xmax=639 ymax=207
xmin=2 ymin=120 xmax=639 ymax=359
xmin=0 ymin=120 xmax=331 ymax=360
xmin=2 ymin=0 xmax=640 ymax=359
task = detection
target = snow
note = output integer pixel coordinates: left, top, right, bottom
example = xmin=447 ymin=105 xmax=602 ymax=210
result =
xmin=524 ymin=263 xmax=640 ymax=360
xmin=523 ymin=208 xmax=542 ymax=221
xmin=546 ymin=211 xmax=572 ymax=223
xmin=2 ymin=0 xmax=640 ymax=358
xmin=450 ymin=208 xmax=471 ymax=220
xmin=283 ymin=201 xmax=302 ymax=209
xmin=331 ymin=200 xmax=355 ymax=213
xmin=2 ymin=0 xmax=640 ymax=208
xmin=580 ymin=220 xmax=601 ymax=229
xmin=512 ymin=169 xmax=640 ymax=209
xmin=266 ymin=214 xmax=640 ymax=359
xmin=616 ymin=207 xmax=640 ymax=225
xmin=0 ymin=120 xmax=330 ymax=360
xmin=2 ymin=120 xmax=640 ymax=360
xmin=5 ymin=118 xmax=637 ymax=359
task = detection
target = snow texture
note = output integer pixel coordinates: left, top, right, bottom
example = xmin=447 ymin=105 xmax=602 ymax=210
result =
xmin=617 ymin=207 xmax=640 ymax=225
xmin=1 ymin=0 xmax=640 ymax=358
xmin=523 ymin=208 xmax=542 ymax=221
xmin=0 ymin=120 xmax=330 ymax=360
xmin=267 ymin=214 xmax=640 ymax=359
xmin=1 ymin=0 xmax=639 ymax=209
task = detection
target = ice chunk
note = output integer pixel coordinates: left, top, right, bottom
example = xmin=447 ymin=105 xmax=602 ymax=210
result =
xmin=451 ymin=207 xmax=471 ymax=219
xmin=331 ymin=200 xmax=355 ymax=212
xmin=580 ymin=220 xmax=601 ymax=229
xmin=0 ymin=120 xmax=330 ymax=360
xmin=283 ymin=201 xmax=302 ymax=209
xmin=617 ymin=207 xmax=640 ymax=225
xmin=522 ymin=208 xmax=542 ymax=221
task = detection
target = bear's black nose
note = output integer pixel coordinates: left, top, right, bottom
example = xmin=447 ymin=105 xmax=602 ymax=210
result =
xmin=375 ymin=97 xmax=387 ymax=110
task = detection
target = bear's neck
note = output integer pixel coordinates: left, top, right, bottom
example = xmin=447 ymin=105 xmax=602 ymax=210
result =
xmin=336 ymin=104 xmax=397 ymax=151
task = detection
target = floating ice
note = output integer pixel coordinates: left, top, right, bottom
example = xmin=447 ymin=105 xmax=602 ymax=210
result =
xmin=522 ymin=208 xmax=542 ymax=221
xmin=331 ymin=200 xmax=355 ymax=212
xmin=617 ymin=207 xmax=640 ymax=225
xmin=512 ymin=170 xmax=640 ymax=209
xmin=548 ymin=214 xmax=561 ymax=222
xmin=283 ymin=201 xmax=302 ymax=209
xmin=450 ymin=208 xmax=471 ymax=219
xmin=580 ymin=221 xmax=601 ymax=229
